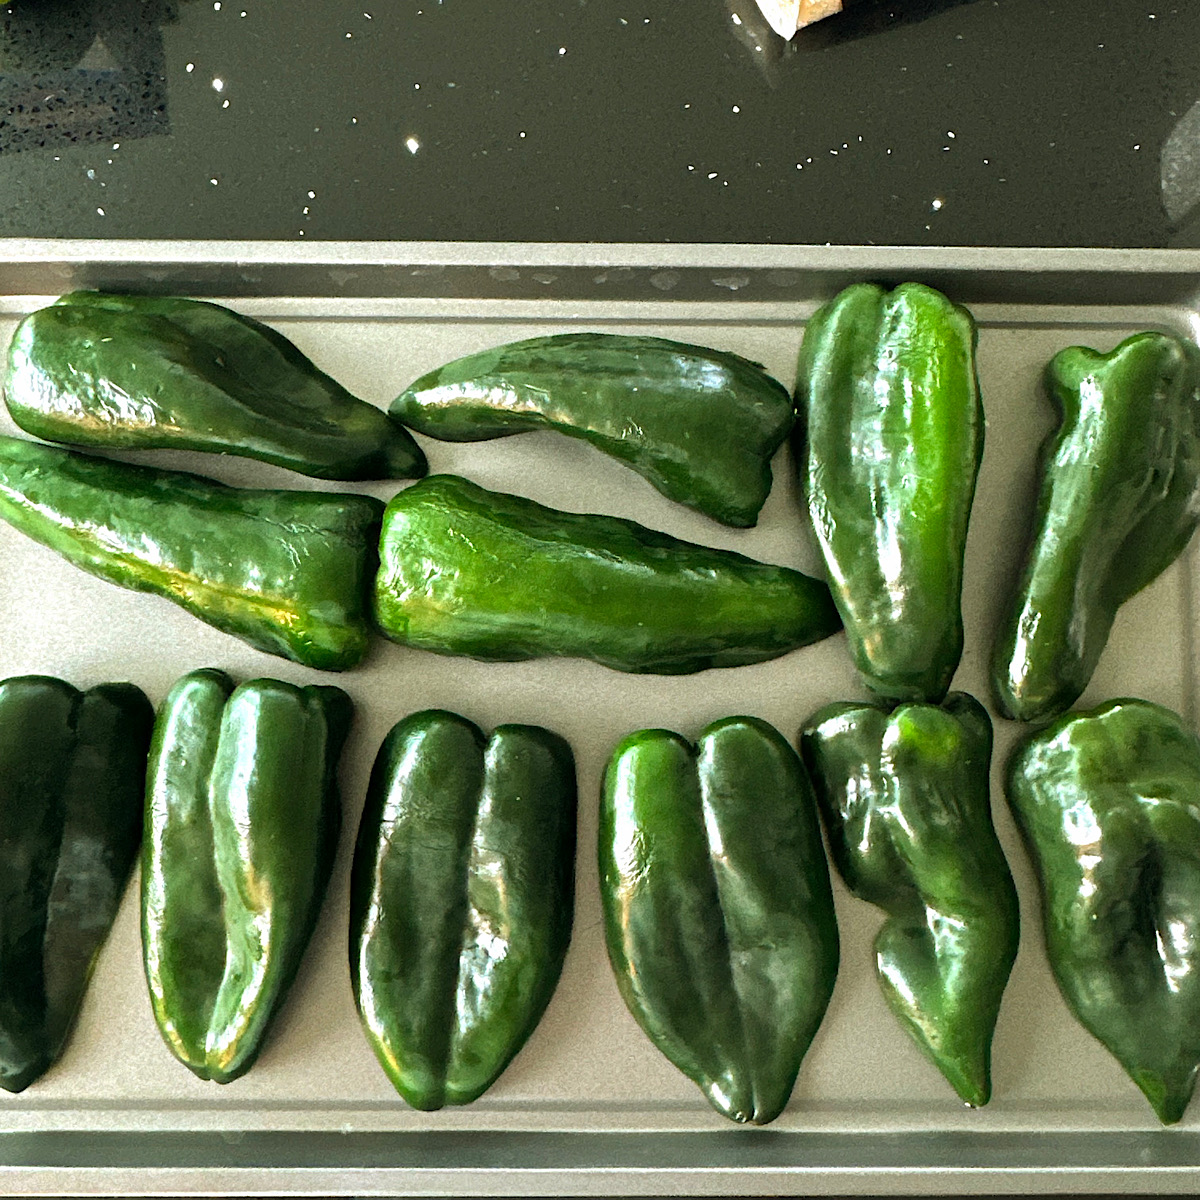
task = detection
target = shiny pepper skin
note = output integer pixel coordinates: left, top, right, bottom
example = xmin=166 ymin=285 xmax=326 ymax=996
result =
xmin=0 ymin=434 xmax=383 ymax=671
xmin=796 ymin=281 xmax=983 ymax=702
xmin=1007 ymin=699 xmax=1200 ymax=1124
xmin=993 ymin=332 xmax=1200 ymax=722
xmin=0 ymin=676 xmax=152 ymax=1092
xmin=350 ymin=710 xmax=576 ymax=1109
xmin=142 ymin=669 xmax=351 ymax=1084
xmin=372 ymin=474 xmax=841 ymax=675
xmin=600 ymin=717 xmax=839 ymax=1124
xmin=801 ymin=693 xmax=1018 ymax=1107
xmin=390 ymin=332 xmax=795 ymax=527
xmin=5 ymin=292 xmax=427 ymax=481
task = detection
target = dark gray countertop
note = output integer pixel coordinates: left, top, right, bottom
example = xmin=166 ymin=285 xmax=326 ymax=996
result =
xmin=0 ymin=0 xmax=1196 ymax=247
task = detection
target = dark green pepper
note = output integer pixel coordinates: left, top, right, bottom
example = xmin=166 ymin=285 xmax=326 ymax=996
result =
xmin=350 ymin=710 xmax=576 ymax=1109
xmin=600 ymin=717 xmax=838 ymax=1124
xmin=796 ymin=281 xmax=983 ymax=702
xmin=390 ymin=333 xmax=794 ymax=527
xmin=5 ymin=292 xmax=426 ymax=480
xmin=142 ymin=669 xmax=350 ymax=1084
xmin=0 ymin=675 xmax=152 ymax=1092
xmin=0 ymin=434 xmax=383 ymax=670
xmin=373 ymin=474 xmax=841 ymax=674
xmin=800 ymin=693 xmax=1018 ymax=1107
xmin=1007 ymin=698 xmax=1200 ymax=1125
xmin=993 ymin=332 xmax=1200 ymax=722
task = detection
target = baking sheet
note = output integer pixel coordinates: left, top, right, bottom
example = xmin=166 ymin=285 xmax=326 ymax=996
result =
xmin=0 ymin=243 xmax=1198 ymax=1194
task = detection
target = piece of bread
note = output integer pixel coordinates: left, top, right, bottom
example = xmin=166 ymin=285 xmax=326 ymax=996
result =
xmin=754 ymin=0 xmax=843 ymax=38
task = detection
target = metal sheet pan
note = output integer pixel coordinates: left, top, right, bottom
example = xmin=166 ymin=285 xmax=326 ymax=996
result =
xmin=0 ymin=242 xmax=1199 ymax=1196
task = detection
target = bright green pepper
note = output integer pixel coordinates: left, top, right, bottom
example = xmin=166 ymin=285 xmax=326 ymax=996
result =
xmin=350 ymin=710 xmax=576 ymax=1110
xmin=1007 ymin=698 xmax=1200 ymax=1125
xmin=5 ymin=292 xmax=426 ymax=480
xmin=390 ymin=333 xmax=794 ymax=527
xmin=993 ymin=332 xmax=1200 ymax=723
xmin=796 ymin=281 xmax=983 ymax=702
xmin=142 ymin=669 xmax=350 ymax=1084
xmin=0 ymin=675 xmax=152 ymax=1092
xmin=0 ymin=434 xmax=382 ymax=670
xmin=600 ymin=717 xmax=839 ymax=1124
xmin=800 ymin=693 xmax=1018 ymax=1107
xmin=373 ymin=474 xmax=841 ymax=675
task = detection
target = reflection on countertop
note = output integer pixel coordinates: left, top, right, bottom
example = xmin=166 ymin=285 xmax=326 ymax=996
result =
xmin=0 ymin=0 xmax=186 ymax=155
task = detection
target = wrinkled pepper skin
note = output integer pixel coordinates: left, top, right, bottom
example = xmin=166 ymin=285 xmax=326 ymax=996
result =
xmin=0 ymin=434 xmax=383 ymax=670
xmin=142 ymin=669 xmax=350 ymax=1084
xmin=796 ymin=282 xmax=983 ymax=702
xmin=350 ymin=710 xmax=576 ymax=1110
xmin=600 ymin=717 xmax=839 ymax=1124
xmin=0 ymin=675 xmax=152 ymax=1092
xmin=373 ymin=474 xmax=841 ymax=675
xmin=993 ymin=333 xmax=1200 ymax=723
xmin=5 ymin=292 xmax=427 ymax=480
xmin=390 ymin=333 xmax=794 ymax=527
xmin=800 ymin=693 xmax=1018 ymax=1107
xmin=1007 ymin=699 xmax=1200 ymax=1125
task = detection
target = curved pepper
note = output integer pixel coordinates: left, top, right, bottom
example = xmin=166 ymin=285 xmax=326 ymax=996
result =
xmin=800 ymin=693 xmax=1018 ymax=1107
xmin=600 ymin=717 xmax=838 ymax=1124
xmin=390 ymin=333 xmax=794 ymax=527
xmin=1006 ymin=698 xmax=1200 ymax=1124
xmin=5 ymin=292 xmax=426 ymax=480
xmin=142 ymin=669 xmax=350 ymax=1084
xmin=796 ymin=281 xmax=983 ymax=702
xmin=0 ymin=434 xmax=382 ymax=670
xmin=0 ymin=675 xmax=152 ymax=1092
xmin=373 ymin=474 xmax=841 ymax=674
xmin=992 ymin=332 xmax=1200 ymax=722
xmin=350 ymin=710 xmax=576 ymax=1109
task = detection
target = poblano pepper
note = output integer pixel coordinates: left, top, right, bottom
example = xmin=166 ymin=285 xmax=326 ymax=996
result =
xmin=0 ymin=434 xmax=382 ymax=670
xmin=142 ymin=669 xmax=350 ymax=1084
xmin=5 ymin=292 xmax=427 ymax=480
xmin=993 ymin=332 xmax=1200 ymax=723
xmin=0 ymin=675 xmax=152 ymax=1092
xmin=796 ymin=281 xmax=983 ymax=702
xmin=372 ymin=474 xmax=841 ymax=674
xmin=350 ymin=710 xmax=576 ymax=1110
xmin=600 ymin=717 xmax=839 ymax=1124
xmin=1007 ymin=698 xmax=1200 ymax=1125
xmin=390 ymin=333 xmax=794 ymax=527
xmin=800 ymin=693 xmax=1018 ymax=1107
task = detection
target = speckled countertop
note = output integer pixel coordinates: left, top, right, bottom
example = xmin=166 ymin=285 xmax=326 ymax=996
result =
xmin=0 ymin=0 xmax=1196 ymax=246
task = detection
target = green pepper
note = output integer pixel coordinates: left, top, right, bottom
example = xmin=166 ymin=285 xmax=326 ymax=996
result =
xmin=142 ymin=669 xmax=350 ymax=1084
xmin=0 ymin=434 xmax=382 ymax=670
xmin=373 ymin=474 xmax=840 ymax=675
xmin=800 ymin=693 xmax=1018 ymax=1107
xmin=350 ymin=710 xmax=576 ymax=1110
xmin=0 ymin=675 xmax=152 ymax=1092
xmin=390 ymin=333 xmax=794 ymax=527
xmin=796 ymin=281 xmax=983 ymax=702
xmin=5 ymin=292 xmax=426 ymax=481
xmin=600 ymin=717 xmax=838 ymax=1124
xmin=992 ymin=332 xmax=1200 ymax=723
xmin=1007 ymin=698 xmax=1200 ymax=1125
